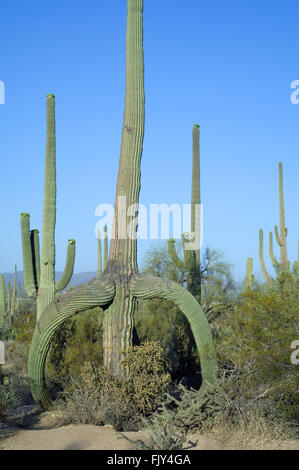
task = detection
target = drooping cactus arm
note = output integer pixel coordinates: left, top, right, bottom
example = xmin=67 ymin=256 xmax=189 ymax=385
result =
xmin=28 ymin=276 xmax=116 ymax=409
xmin=168 ymin=238 xmax=185 ymax=271
xmin=259 ymin=229 xmax=270 ymax=284
xmin=31 ymin=229 xmax=41 ymax=286
xmin=20 ymin=213 xmax=37 ymax=297
xmin=269 ymin=231 xmax=278 ymax=266
xmin=129 ymin=274 xmax=217 ymax=386
xmin=55 ymin=239 xmax=76 ymax=292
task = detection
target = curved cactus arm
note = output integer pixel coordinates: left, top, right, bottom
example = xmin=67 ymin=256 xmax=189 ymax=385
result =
xmin=31 ymin=229 xmax=41 ymax=286
xmin=20 ymin=213 xmax=37 ymax=297
xmin=168 ymin=238 xmax=185 ymax=271
xmin=28 ymin=276 xmax=115 ymax=409
xmin=55 ymin=239 xmax=76 ymax=292
xmin=274 ymin=225 xmax=282 ymax=247
xmin=129 ymin=274 xmax=217 ymax=386
xmin=269 ymin=232 xmax=278 ymax=266
xmin=259 ymin=229 xmax=270 ymax=284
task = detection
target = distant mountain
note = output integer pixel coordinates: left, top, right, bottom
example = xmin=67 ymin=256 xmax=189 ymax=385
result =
xmin=2 ymin=271 xmax=97 ymax=293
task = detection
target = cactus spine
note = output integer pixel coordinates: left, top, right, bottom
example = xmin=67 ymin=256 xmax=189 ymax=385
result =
xmin=20 ymin=95 xmax=76 ymax=321
xmin=27 ymin=0 xmax=217 ymax=409
xmin=168 ymin=124 xmax=201 ymax=301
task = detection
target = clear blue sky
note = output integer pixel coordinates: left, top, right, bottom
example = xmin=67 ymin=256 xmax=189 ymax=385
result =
xmin=1 ymin=0 xmax=299 ymax=282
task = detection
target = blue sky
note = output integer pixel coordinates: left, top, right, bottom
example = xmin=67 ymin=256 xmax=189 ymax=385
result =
xmin=0 ymin=0 xmax=299 ymax=282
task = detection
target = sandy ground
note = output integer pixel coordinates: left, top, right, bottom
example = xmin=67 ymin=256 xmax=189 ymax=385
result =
xmin=1 ymin=423 xmax=298 ymax=451
xmin=0 ymin=424 xmax=225 ymax=450
xmin=0 ymin=406 xmax=298 ymax=450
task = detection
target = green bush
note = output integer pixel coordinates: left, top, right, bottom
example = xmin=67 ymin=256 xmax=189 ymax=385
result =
xmin=0 ymin=368 xmax=21 ymax=415
xmin=217 ymin=276 xmax=299 ymax=422
xmin=55 ymin=341 xmax=171 ymax=431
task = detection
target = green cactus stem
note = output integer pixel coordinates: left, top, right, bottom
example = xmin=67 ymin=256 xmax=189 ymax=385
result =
xmin=245 ymin=257 xmax=253 ymax=291
xmin=103 ymin=225 xmax=108 ymax=271
xmin=21 ymin=213 xmax=37 ymax=297
xmin=20 ymin=96 xmax=76 ymax=321
xmin=55 ymin=240 xmax=76 ymax=292
xmin=269 ymin=231 xmax=278 ymax=266
xmin=259 ymin=229 xmax=270 ymax=284
xmin=0 ymin=275 xmax=5 ymax=326
xmin=97 ymin=225 xmax=108 ymax=277
xmin=6 ymin=282 xmax=11 ymax=313
xmin=27 ymin=0 xmax=217 ymax=409
xmin=168 ymin=124 xmax=201 ymax=301
xmin=97 ymin=230 xmax=102 ymax=277
xmin=278 ymin=162 xmax=288 ymax=270
xmin=10 ymin=265 xmax=17 ymax=315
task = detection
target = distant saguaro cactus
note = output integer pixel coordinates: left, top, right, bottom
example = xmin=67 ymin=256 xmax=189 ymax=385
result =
xmin=0 ymin=274 xmax=5 ymax=326
xmin=259 ymin=162 xmax=290 ymax=283
xmin=168 ymin=124 xmax=201 ymax=301
xmin=20 ymin=95 xmax=76 ymax=321
xmin=245 ymin=257 xmax=253 ymax=291
xmin=27 ymin=0 xmax=217 ymax=409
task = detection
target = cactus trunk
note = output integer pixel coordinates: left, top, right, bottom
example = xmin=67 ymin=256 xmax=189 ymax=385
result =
xmin=103 ymin=0 xmax=145 ymax=374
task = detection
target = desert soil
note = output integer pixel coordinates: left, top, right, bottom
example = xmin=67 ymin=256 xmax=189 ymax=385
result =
xmin=0 ymin=406 xmax=298 ymax=450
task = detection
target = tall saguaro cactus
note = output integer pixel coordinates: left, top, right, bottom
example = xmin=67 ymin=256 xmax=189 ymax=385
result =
xmin=168 ymin=124 xmax=201 ymax=301
xmin=259 ymin=162 xmax=289 ymax=283
xmin=20 ymin=95 xmax=76 ymax=321
xmin=27 ymin=0 xmax=217 ymax=409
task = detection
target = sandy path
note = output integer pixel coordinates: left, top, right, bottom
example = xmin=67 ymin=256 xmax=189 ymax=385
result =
xmin=1 ymin=424 xmax=223 ymax=450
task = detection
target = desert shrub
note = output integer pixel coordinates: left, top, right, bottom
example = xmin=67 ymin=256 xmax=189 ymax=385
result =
xmin=216 ymin=281 xmax=299 ymax=423
xmin=0 ymin=368 xmax=21 ymax=416
xmin=119 ymin=406 xmax=190 ymax=450
xmin=55 ymin=341 xmax=171 ymax=431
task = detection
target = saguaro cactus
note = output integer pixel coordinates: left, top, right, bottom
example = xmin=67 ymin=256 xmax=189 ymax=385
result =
xmin=27 ymin=0 xmax=217 ymax=409
xmin=245 ymin=257 xmax=253 ymax=291
xmin=10 ymin=265 xmax=17 ymax=316
xmin=0 ymin=274 xmax=5 ymax=326
xmin=168 ymin=124 xmax=201 ymax=301
xmin=20 ymin=95 xmax=76 ymax=321
xmin=259 ymin=162 xmax=290 ymax=283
